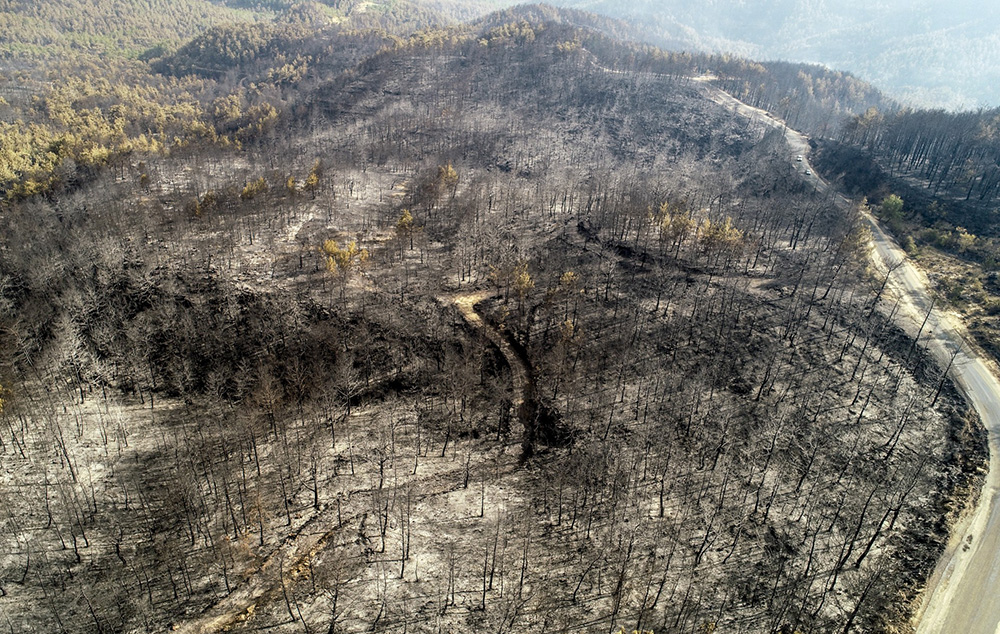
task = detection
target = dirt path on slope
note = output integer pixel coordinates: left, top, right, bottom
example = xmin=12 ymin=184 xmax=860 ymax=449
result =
xmin=444 ymin=290 xmax=530 ymax=412
xmin=442 ymin=290 xmax=557 ymax=457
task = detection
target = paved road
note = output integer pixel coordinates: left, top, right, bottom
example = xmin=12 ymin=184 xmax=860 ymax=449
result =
xmin=861 ymin=198 xmax=1000 ymax=634
xmin=872 ymin=205 xmax=1000 ymax=634
xmin=701 ymin=81 xmax=1000 ymax=633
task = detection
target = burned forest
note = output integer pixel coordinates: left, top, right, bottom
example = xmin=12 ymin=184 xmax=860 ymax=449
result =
xmin=0 ymin=6 xmax=988 ymax=634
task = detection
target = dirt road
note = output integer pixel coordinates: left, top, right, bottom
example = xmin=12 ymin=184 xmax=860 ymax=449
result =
xmin=701 ymin=80 xmax=1000 ymax=633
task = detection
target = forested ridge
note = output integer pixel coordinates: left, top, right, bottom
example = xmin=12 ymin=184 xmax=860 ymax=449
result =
xmin=0 ymin=0 xmax=472 ymax=58
xmin=0 ymin=0 xmax=266 ymax=57
xmin=0 ymin=4 xmax=990 ymax=634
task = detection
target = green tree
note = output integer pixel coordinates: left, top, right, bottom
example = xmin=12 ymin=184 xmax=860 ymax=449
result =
xmin=396 ymin=209 xmax=415 ymax=251
xmin=699 ymin=216 xmax=744 ymax=264
xmin=878 ymin=194 xmax=904 ymax=233
xmin=513 ymin=261 xmax=534 ymax=304
xmin=880 ymin=194 xmax=903 ymax=218
xmin=240 ymin=176 xmax=268 ymax=200
xmin=954 ymin=227 xmax=977 ymax=253
xmin=304 ymin=160 xmax=322 ymax=198
xmin=657 ymin=203 xmax=696 ymax=257
xmin=321 ymin=238 xmax=369 ymax=299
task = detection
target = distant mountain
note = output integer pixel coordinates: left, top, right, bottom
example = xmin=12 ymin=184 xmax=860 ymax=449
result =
xmin=529 ymin=0 xmax=1000 ymax=110
xmin=6 ymin=0 xmax=994 ymax=109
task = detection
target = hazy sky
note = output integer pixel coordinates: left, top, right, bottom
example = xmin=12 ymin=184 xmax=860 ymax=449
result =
xmin=549 ymin=0 xmax=1000 ymax=109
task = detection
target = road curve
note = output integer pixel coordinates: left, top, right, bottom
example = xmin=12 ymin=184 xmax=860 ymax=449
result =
xmin=700 ymin=81 xmax=1000 ymax=633
xmin=865 ymin=200 xmax=1000 ymax=634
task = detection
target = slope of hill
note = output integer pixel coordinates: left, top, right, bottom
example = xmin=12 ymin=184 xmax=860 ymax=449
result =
xmin=0 ymin=10 xmax=985 ymax=634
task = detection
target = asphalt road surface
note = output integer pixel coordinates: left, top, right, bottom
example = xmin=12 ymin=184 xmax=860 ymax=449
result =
xmin=702 ymin=82 xmax=1000 ymax=633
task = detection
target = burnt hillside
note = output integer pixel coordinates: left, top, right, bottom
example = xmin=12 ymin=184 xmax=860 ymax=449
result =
xmin=0 ymin=10 xmax=984 ymax=634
